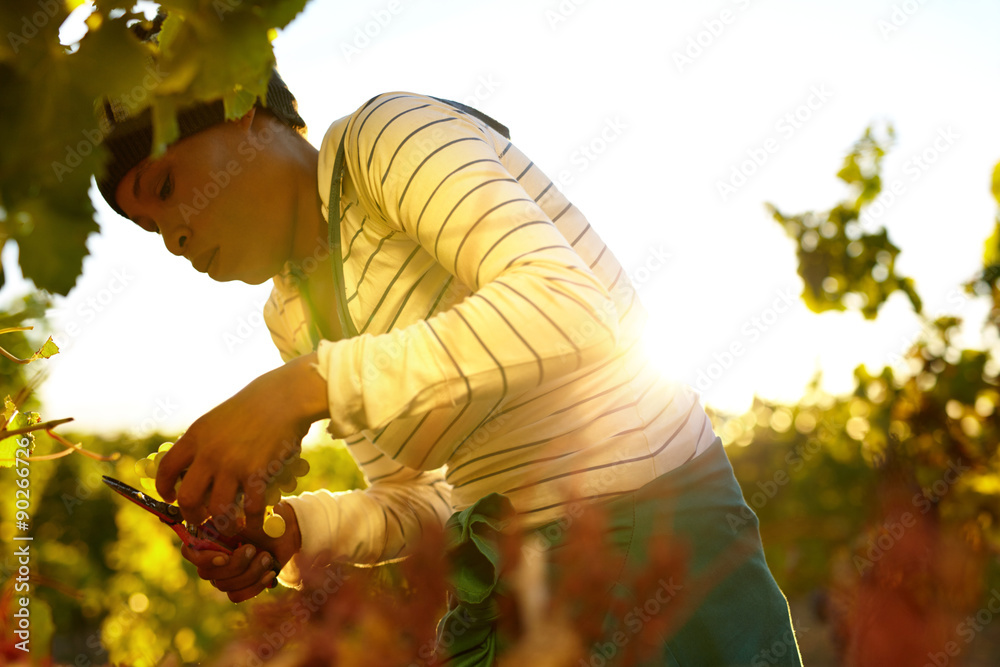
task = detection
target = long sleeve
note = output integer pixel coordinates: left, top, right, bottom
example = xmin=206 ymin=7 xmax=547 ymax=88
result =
xmin=316 ymin=94 xmax=621 ymax=459
xmin=264 ymin=284 xmax=453 ymax=582
xmin=277 ymin=435 xmax=453 ymax=586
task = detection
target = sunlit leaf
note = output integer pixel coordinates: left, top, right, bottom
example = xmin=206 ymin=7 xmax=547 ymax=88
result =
xmin=35 ymin=337 xmax=59 ymax=359
xmin=0 ymin=407 xmax=39 ymax=468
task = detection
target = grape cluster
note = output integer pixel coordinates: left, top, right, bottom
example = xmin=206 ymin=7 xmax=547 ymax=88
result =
xmin=133 ymin=442 xmax=310 ymax=539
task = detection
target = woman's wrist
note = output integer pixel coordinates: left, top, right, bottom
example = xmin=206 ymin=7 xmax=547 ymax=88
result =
xmin=268 ymin=352 xmax=330 ymax=425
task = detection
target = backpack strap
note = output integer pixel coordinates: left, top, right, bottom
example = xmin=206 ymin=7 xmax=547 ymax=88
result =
xmin=327 ymin=97 xmax=510 ymax=340
xmin=430 ymin=96 xmax=511 ymax=140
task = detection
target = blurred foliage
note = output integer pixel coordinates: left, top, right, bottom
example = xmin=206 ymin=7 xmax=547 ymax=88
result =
xmin=0 ymin=0 xmax=308 ymax=296
xmin=1 ymin=319 xmax=61 ymax=662
xmin=767 ymin=125 xmax=923 ymax=319
xmin=206 ymin=492 xmax=692 ymax=667
xmin=719 ymin=135 xmax=1000 ymax=661
xmin=0 ymin=294 xmax=51 ymax=414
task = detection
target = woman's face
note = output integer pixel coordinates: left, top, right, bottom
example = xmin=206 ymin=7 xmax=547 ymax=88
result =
xmin=115 ymin=110 xmax=295 ymax=285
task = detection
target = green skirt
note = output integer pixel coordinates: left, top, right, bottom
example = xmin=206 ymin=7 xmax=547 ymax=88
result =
xmin=437 ymin=437 xmax=803 ymax=666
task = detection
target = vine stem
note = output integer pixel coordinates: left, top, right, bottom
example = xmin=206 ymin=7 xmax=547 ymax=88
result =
xmin=2 ymin=417 xmax=74 ymax=438
xmin=46 ymin=429 xmax=120 ymax=462
xmin=0 ymin=345 xmax=31 ymax=365
xmin=0 ymin=326 xmax=36 ymax=365
xmin=0 ymin=326 xmax=33 ymax=335
xmin=0 ymin=424 xmax=120 ymax=463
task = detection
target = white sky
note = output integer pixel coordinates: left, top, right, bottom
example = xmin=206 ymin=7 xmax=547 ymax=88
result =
xmin=3 ymin=0 xmax=999 ymax=436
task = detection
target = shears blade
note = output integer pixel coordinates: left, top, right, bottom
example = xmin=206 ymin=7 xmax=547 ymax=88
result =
xmin=102 ymin=474 xmax=280 ymax=584
xmin=102 ymin=475 xmax=182 ymax=525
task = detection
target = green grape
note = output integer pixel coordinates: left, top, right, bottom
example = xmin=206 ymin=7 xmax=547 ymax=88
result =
xmin=264 ymin=485 xmax=281 ymax=506
xmin=158 ymin=441 xmax=174 ymax=453
xmin=263 ymin=511 xmax=286 ymax=538
xmin=278 ymin=478 xmax=297 ymax=494
xmin=276 ymin=464 xmax=295 ymax=485
xmin=291 ymin=457 xmax=310 ymax=478
xmin=147 ymin=454 xmax=160 ymax=478
xmin=134 ymin=458 xmax=152 ymax=479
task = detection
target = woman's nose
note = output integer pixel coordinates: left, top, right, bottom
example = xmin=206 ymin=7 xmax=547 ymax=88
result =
xmin=161 ymin=220 xmax=193 ymax=256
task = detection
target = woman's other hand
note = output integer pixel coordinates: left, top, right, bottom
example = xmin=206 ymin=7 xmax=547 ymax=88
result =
xmin=181 ymin=502 xmax=302 ymax=603
xmin=156 ymin=352 xmax=328 ymax=528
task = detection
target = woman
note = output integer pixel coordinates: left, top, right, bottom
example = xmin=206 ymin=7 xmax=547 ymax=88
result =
xmin=99 ymin=63 xmax=801 ymax=664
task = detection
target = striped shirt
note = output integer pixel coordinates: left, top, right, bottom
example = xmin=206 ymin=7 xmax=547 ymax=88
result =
xmin=267 ymin=93 xmax=716 ymax=573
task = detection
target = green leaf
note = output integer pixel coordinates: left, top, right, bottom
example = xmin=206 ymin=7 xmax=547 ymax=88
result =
xmin=180 ymin=12 xmax=274 ymax=105
xmin=255 ymin=0 xmax=311 ymax=29
xmin=767 ymin=126 xmax=921 ymax=319
xmin=14 ymin=196 xmax=98 ymax=296
xmin=2 ymin=396 xmax=17 ymax=423
xmin=151 ymin=95 xmax=179 ymax=158
xmin=0 ymin=0 xmax=69 ymax=61
xmin=224 ymin=87 xmax=256 ymax=121
xmin=35 ymin=336 xmax=59 ymax=360
xmin=0 ymin=407 xmax=38 ymax=468
xmin=70 ymin=17 xmax=153 ymax=101
xmin=155 ymin=13 xmax=202 ymax=95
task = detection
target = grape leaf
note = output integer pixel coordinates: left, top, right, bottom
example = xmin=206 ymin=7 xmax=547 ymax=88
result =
xmin=0 ymin=407 xmax=39 ymax=469
xmin=151 ymin=95 xmax=179 ymax=158
xmin=14 ymin=196 xmax=98 ymax=296
xmin=155 ymin=13 xmax=202 ymax=96
xmin=34 ymin=337 xmax=59 ymax=360
xmin=255 ymin=0 xmax=312 ymax=29
xmin=0 ymin=0 xmax=68 ymax=62
xmin=224 ymin=87 xmax=257 ymax=121
xmin=69 ymin=16 xmax=152 ymax=101
xmin=2 ymin=396 xmax=17 ymax=423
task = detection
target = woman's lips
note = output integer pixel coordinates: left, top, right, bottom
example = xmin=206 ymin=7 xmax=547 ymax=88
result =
xmin=193 ymin=247 xmax=218 ymax=274
xmin=206 ymin=248 xmax=219 ymax=277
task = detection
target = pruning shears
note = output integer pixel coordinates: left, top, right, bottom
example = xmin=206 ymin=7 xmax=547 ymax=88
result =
xmin=102 ymin=475 xmax=278 ymax=588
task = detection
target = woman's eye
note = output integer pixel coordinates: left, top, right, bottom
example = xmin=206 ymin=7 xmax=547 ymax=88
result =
xmin=159 ymin=174 xmax=173 ymax=200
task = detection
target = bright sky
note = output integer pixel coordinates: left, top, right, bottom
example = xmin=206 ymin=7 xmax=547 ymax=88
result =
xmin=4 ymin=0 xmax=999 ymax=436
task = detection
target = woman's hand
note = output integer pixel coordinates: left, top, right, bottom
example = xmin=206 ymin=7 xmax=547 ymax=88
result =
xmin=182 ymin=502 xmax=302 ymax=603
xmin=156 ymin=352 xmax=328 ymax=528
